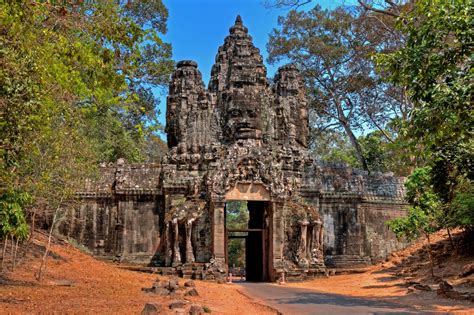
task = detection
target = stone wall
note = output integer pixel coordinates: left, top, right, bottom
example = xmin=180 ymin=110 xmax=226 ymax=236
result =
xmin=68 ymin=159 xmax=406 ymax=269
xmin=65 ymin=16 xmax=408 ymax=280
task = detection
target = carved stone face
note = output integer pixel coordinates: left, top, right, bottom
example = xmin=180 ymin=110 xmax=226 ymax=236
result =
xmin=225 ymin=91 xmax=262 ymax=141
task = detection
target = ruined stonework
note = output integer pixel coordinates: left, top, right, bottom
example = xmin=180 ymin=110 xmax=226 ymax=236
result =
xmin=67 ymin=16 xmax=407 ymax=281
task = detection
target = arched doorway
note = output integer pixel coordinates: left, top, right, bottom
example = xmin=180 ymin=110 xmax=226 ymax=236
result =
xmin=224 ymin=184 xmax=272 ymax=282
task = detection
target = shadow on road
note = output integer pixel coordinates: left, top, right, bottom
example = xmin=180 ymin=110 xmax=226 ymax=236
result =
xmin=238 ymin=283 xmax=441 ymax=314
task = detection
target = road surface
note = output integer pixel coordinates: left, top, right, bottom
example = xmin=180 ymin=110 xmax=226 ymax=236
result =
xmin=238 ymin=282 xmax=438 ymax=315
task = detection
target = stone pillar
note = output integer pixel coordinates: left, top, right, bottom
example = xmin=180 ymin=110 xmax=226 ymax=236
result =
xmin=211 ymin=201 xmax=226 ymax=259
xmin=164 ymin=222 xmax=172 ymax=266
xmin=272 ymin=202 xmax=285 ymax=270
xmin=297 ymin=218 xmax=310 ymax=267
xmin=185 ymin=219 xmax=195 ymax=263
xmin=299 ymin=219 xmax=309 ymax=257
xmin=172 ymin=218 xmax=181 ymax=265
xmin=310 ymin=219 xmax=324 ymax=265
xmin=312 ymin=220 xmax=322 ymax=249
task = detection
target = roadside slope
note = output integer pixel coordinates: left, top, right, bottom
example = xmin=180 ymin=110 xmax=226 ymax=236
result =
xmin=0 ymin=232 xmax=274 ymax=314
xmin=288 ymin=229 xmax=473 ymax=314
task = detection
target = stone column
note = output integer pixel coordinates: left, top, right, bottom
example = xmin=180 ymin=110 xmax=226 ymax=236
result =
xmin=172 ymin=218 xmax=181 ymax=265
xmin=272 ymin=202 xmax=285 ymax=270
xmin=211 ymin=201 xmax=226 ymax=259
xmin=297 ymin=218 xmax=310 ymax=267
xmin=185 ymin=218 xmax=195 ymax=263
xmin=164 ymin=222 xmax=172 ymax=266
xmin=299 ymin=219 xmax=309 ymax=257
xmin=313 ymin=220 xmax=322 ymax=250
xmin=310 ymin=219 xmax=324 ymax=265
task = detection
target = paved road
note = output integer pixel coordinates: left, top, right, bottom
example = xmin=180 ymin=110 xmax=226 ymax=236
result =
xmin=238 ymin=282 xmax=437 ymax=315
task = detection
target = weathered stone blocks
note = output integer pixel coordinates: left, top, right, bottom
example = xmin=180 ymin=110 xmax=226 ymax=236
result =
xmin=69 ymin=16 xmax=407 ymax=281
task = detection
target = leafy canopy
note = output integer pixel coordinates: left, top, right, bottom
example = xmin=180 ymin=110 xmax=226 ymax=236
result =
xmin=379 ymin=0 xmax=473 ymax=232
xmin=0 ymin=0 xmax=173 ymax=237
xmin=377 ymin=0 xmax=473 ymax=150
xmin=267 ymin=5 xmax=410 ymax=171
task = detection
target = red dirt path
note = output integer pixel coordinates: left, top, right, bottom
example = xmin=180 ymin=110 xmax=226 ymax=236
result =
xmin=0 ymin=234 xmax=274 ymax=314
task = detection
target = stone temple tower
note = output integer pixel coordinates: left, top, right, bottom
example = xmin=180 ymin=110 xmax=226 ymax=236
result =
xmin=71 ymin=16 xmax=407 ymax=282
xmin=166 ymin=16 xmax=309 ymax=150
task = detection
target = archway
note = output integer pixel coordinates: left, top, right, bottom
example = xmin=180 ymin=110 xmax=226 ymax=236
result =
xmin=224 ymin=184 xmax=272 ymax=282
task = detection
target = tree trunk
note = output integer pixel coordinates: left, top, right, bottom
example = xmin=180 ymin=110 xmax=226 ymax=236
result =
xmin=425 ymin=233 xmax=435 ymax=278
xmin=1 ymin=238 xmax=7 ymax=272
xmin=342 ymin=121 xmax=369 ymax=171
xmin=37 ymin=207 xmax=59 ymax=281
xmin=10 ymin=235 xmax=14 ymax=272
xmin=13 ymin=237 xmax=19 ymax=272
xmin=446 ymin=228 xmax=455 ymax=252
xmin=28 ymin=208 xmax=37 ymax=244
xmin=17 ymin=208 xmax=37 ymax=267
xmin=334 ymin=99 xmax=369 ymax=171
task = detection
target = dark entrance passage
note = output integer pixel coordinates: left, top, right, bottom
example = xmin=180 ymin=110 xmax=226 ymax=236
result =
xmin=225 ymin=201 xmax=271 ymax=282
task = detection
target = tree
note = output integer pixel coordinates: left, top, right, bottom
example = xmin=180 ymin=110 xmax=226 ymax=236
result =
xmin=0 ymin=191 xmax=30 ymax=272
xmin=377 ymin=0 xmax=473 ymax=151
xmin=267 ymin=5 xmax=410 ymax=171
xmin=387 ymin=167 xmax=442 ymax=276
xmin=359 ymin=131 xmax=391 ymax=172
xmin=357 ymin=0 xmax=415 ymax=18
xmin=0 ymin=0 xmax=173 ymax=276
xmin=358 ymin=127 xmax=416 ymax=176
xmin=378 ymin=0 xmax=473 ymax=231
xmin=310 ymin=130 xmax=359 ymax=167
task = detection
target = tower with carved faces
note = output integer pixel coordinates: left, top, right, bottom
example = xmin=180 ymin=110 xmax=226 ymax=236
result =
xmin=166 ymin=15 xmax=309 ymax=150
xmin=71 ymin=16 xmax=407 ymax=283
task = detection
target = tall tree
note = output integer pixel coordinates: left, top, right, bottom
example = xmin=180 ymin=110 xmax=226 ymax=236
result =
xmin=378 ymin=0 xmax=473 ymax=230
xmin=267 ymin=5 xmax=409 ymax=171
xmin=0 ymin=0 xmax=173 ymax=265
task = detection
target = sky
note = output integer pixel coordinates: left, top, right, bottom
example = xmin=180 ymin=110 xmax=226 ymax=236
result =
xmin=155 ymin=0 xmax=355 ymax=131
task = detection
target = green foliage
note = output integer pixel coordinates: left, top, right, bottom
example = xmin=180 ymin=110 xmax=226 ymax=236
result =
xmin=310 ymin=130 xmax=359 ymax=167
xmin=378 ymin=0 xmax=473 ymax=232
xmin=228 ymin=239 xmax=245 ymax=268
xmin=359 ymin=132 xmax=388 ymax=172
xmin=0 ymin=1 xmax=173 ymax=234
xmin=226 ymin=201 xmax=248 ymax=268
xmin=358 ymin=130 xmax=416 ymax=176
xmin=0 ymin=191 xmax=31 ymax=241
xmin=226 ymin=201 xmax=249 ymax=229
xmin=377 ymin=0 xmax=473 ymax=150
xmin=447 ymin=186 xmax=474 ymax=228
xmin=144 ymin=134 xmax=168 ymax=162
xmin=387 ymin=167 xmax=442 ymax=241
xmin=311 ymin=128 xmax=414 ymax=175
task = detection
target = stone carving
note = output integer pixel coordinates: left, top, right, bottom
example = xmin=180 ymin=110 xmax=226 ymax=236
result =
xmin=274 ymin=64 xmax=308 ymax=147
xmin=223 ymin=88 xmax=262 ymax=141
xmin=69 ymin=16 xmax=407 ymax=281
xmin=283 ymin=200 xmax=325 ymax=270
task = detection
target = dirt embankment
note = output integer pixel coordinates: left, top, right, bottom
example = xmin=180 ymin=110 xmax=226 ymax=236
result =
xmin=289 ymin=229 xmax=474 ymax=314
xmin=0 ymin=233 xmax=274 ymax=314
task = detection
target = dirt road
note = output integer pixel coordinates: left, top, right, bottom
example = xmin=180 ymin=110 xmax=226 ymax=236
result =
xmin=238 ymin=282 xmax=436 ymax=315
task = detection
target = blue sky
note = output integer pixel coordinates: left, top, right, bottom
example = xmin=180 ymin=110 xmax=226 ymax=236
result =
xmin=155 ymin=0 xmax=355 ymax=131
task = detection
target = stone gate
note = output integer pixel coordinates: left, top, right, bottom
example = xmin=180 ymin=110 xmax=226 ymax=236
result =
xmin=68 ymin=16 xmax=407 ymax=281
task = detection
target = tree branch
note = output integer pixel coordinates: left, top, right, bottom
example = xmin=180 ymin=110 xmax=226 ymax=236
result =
xmin=357 ymin=0 xmax=400 ymax=18
xmin=367 ymin=112 xmax=395 ymax=143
